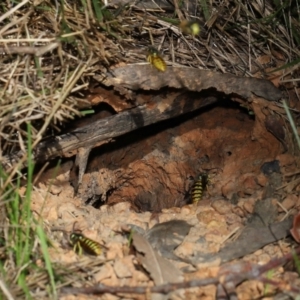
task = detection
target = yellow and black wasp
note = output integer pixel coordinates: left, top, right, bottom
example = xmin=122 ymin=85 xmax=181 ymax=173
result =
xmin=190 ymin=173 xmax=210 ymax=204
xmin=146 ymin=47 xmax=167 ymax=72
xmin=179 ymin=20 xmax=201 ymax=36
xmin=70 ymin=231 xmax=102 ymax=256
xmin=69 ymin=222 xmax=102 ymax=256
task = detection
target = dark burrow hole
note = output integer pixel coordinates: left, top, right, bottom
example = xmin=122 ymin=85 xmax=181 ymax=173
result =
xmin=37 ymin=98 xmax=282 ymax=212
xmin=87 ymin=97 xmax=254 ymax=164
xmin=37 ymin=96 xmax=272 ymax=212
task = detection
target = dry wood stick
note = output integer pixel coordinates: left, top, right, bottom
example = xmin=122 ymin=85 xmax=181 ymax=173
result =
xmin=2 ymin=92 xmax=218 ymax=170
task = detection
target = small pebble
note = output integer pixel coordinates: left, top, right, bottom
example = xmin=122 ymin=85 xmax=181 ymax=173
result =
xmin=211 ymin=199 xmax=232 ymax=214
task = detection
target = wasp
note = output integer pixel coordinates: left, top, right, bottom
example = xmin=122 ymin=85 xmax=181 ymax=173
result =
xmin=190 ymin=173 xmax=209 ymax=204
xmin=180 ymin=20 xmax=201 ymax=36
xmin=147 ymin=47 xmax=166 ymax=72
xmin=70 ymin=232 xmax=102 ymax=256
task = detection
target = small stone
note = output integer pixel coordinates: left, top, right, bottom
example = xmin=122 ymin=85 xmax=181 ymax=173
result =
xmin=243 ymin=198 xmax=256 ymax=214
xmin=49 ymin=185 xmax=62 ymax=195
xmin=112 ymin=202 xmax=131 ymax=213
xmin=242 ymin=175 xmax=258 ymax=195
xmin=276 ymin=153 xmax=295 ymax=166
xmin=197 ymin=210 xmax=223 ymax=224
xmin=114 ymin=258 xmax=133 ymax=278
xmin=256 ymin=174 xmax=268 ymax=187
xmin=211 ymin=199 xmax=232 ymax=214
xmin=205 ymin=232 xmax=225 ymax=243
xmin=180 ymin=206 xmax=192 ymax=215
xmin=254 ymin=249 xmax=263 ymax=256
xmin=94 ymin=263 xmax=114 ymax=282
xmin=257 ymin=253 xmax=271 ymax=264
xmin=232 ymin=206 xmax=246 ymax=218
xmin=207 ymin=220 xmax=219 ymax=229
xmin=134 ymin=270 xmax=150 ymax=282
xmin=207 ymin=221 xmax=228 ymax=235
xmin=225 ymin=213 xmax=241 ymax=225
xmin=221 ymin=181 xmax=236 ymax=199
xmin=176 ymin=241 xmax=194 ymax=257
xmin=283 ymin=271 xmax=299 ymax=282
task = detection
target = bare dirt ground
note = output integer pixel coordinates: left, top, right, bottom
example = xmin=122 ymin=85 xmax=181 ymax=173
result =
xmin=26 ymin=100 xmax=300 ymax=299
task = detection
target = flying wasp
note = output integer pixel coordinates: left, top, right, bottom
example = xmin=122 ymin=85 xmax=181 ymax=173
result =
xmin=190 ymin=173 xmax=209 ymax=204
xmin=147 ymin=47 xmax=167 ymax=72
xmin=180 ymin=20 xmax=201 ymax=36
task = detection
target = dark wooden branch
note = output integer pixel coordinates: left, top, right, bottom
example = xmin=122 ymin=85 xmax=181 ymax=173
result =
xmin=2 ymin=92 xmax=218 ymax=170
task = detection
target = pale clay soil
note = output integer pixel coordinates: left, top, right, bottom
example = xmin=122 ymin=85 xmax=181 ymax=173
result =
xmin=23 ymin=104 xmax=300 ymax=299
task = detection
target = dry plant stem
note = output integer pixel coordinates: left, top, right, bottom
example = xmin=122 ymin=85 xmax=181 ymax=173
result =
xmin=0 ymin=10 xmax=32 ymax=36
xmin=172 ymin=0 xmax=184 ymax=21
xmin=61 ymin=246 xmax=300 ymax=296
xmin=0 ymin=42 xmax=59 ymax=56
xmin=0 ymin=279 xmax=14 ymax=300
xmin=0 ymin=0 xmax=29 ymax=23
xmin=33 ymin=162 xmax=50 ymax=185
xmin=0 ymin=38 xmax=55 ymax=42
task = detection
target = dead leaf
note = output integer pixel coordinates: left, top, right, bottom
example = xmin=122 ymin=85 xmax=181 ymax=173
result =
xmin=132 ymin=232 xmax=183 ymax=285
xmin=144 ymin=220 xmax=191 ymax=259
xmin=290 ymin=212 xmax=300 ymax=243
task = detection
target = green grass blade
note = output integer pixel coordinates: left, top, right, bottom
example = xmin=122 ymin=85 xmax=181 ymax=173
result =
xmin=92 ymin=0 xmax=103 ymax=22
xmin=36 ymin=225 xmax=57 ymax=299
xmin=293 ymin=250 xmax=300 ymax=275
xmin=198 ymin=0 xmax=210 ymax=22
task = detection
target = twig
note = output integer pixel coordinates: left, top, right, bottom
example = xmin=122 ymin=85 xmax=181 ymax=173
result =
xmin=0 ymin=0 xmax=29 ymax=23
xmin=0 ymin=279 xmax=14 ymax=300
xmin=0 ymin=42 xmax=59 ymax=56
xmin=60 ymin=247 xmax=300 ymax=296
xmin=61 ymin=278 xmax=219 ymax=295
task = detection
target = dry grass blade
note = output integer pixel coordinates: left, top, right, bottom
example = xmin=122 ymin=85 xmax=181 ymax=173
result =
xmin=0 ymin=0 xmax=120 ymax=158
xmin=0 ymin=0 xmax=29 ymax=23
xmin=0 ymin=278 xmax=14 ymax=300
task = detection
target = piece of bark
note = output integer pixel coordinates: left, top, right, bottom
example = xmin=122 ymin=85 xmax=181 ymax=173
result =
xmin=265 ymin=114 xmax=287 ymax=152
xmin=97 ymin=65 xmax=282 ymax=102
xmin=72 ymin=146 xmax=92 ymax=194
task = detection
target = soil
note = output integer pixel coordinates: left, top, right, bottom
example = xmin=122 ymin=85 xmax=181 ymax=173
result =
xmin=27 ymin=99 xmax=300 ymax=299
